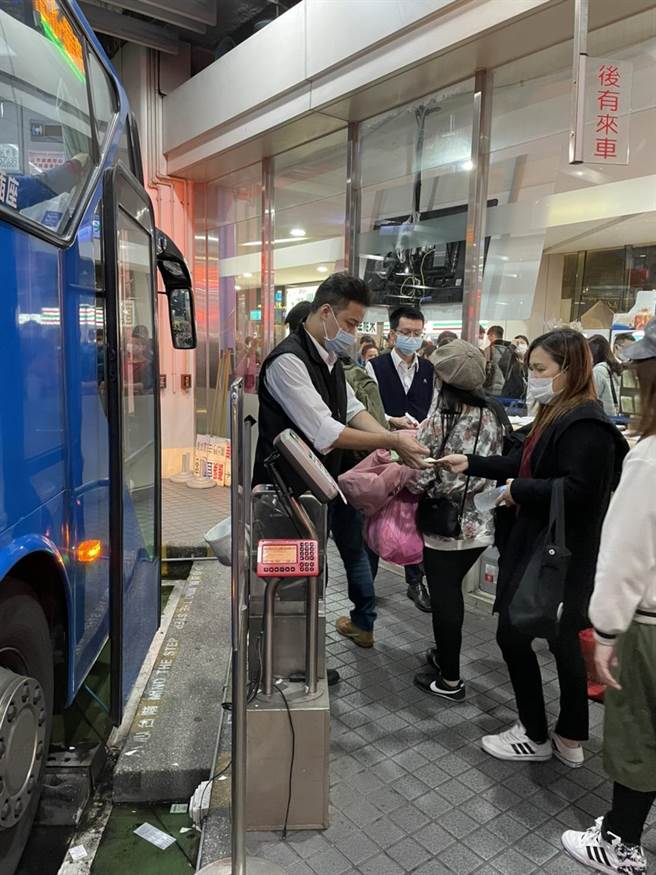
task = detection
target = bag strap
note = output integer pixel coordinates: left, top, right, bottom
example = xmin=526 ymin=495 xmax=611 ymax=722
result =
xmin=548 ymin=478 xmax=567 ymax=547
xmin=458 ymin=408 xmax=484 ymax=519
xmin=607 ymin=364 xmax=618 ymax=406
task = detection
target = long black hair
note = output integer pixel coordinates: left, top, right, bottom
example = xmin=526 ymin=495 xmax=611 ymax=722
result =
xmin=588 ymin=334 xmax=622 ymax=376
xmin=436 ymin=382 xmax=510 ymax=435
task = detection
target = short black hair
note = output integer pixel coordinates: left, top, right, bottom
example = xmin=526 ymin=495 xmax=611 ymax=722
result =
xmin=285 ymin=300 xmax=312 ymax=333
xmin=614 ymin=332 xmax=636 ymax=347
xmin=389 ymin=306 xmax=425 ymax=330
xmin=359 ymin=334 xmax=375 ymax=346
xmin=513 ymin=334 xmax=529 ymax=345
xmin=311 ymin=273 xmax=371 ymax=312
xmin=437 ymin=330 xmax=458 ymax=347
xmin=487 ymin=325 xmax=504 ymax=340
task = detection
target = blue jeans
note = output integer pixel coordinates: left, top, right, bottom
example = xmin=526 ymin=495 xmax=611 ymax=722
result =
xmin=329 ymin=500 xmax=377 ymax=632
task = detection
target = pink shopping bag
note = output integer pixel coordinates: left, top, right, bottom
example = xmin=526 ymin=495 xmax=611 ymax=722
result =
xmin=364 ymin=489 xmax=423 ymax=566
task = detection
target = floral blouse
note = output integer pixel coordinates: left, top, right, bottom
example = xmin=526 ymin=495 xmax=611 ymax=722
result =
xmin=409 ymin=404 xmax=504 ymax=550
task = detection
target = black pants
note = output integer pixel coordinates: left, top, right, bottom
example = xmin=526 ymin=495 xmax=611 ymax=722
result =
xmin=604 ymin=782 xmax=656 ymax=846
xmin=424 ymin=546 xmax=485 ymax=681
xmin=496 ymin=613 xmax=588 ymax=743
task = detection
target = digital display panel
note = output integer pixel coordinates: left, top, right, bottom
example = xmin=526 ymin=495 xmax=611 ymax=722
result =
xmin=261 ymin=544 xmax=298 ymax=564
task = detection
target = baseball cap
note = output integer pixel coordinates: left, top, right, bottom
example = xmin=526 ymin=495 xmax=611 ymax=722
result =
xmin=624 ymin=317 xmax=656 ymax=362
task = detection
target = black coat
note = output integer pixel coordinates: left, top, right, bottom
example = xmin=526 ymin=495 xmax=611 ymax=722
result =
xmin=467 ymin=401 xmax=628 ymax=628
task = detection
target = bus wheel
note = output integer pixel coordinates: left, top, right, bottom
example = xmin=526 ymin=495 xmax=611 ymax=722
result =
xmin=0 ymin=580 xmax=54 ymax=875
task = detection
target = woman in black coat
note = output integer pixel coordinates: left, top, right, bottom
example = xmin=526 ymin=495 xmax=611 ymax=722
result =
xmin=440 ymin=329 xmax=627 ymax=768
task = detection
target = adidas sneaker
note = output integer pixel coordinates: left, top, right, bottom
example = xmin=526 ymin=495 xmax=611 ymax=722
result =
xmin=481 ymin=722 xmax=552 ymax=762
xmin=562 ymin=817 xmax=647 ymax=874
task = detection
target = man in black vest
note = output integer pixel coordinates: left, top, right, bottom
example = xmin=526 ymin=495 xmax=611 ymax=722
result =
xmin=366 ymin=305 xmax=434 ymax=613
xmin=253 ymin=274 xmax=427 ymax=649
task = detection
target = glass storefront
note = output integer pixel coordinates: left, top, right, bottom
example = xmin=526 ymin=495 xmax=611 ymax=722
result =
xmin=484 ymin=11 xmax=656 ymax=341
xmin=192 ymin=6 xmax=656 ymax=435
xmin=357 ymin=80 xmax=474 ymax=337
xmin=272 ymin=130 xmax=348 ymax=346
xmin=194 ymin=163 xmax=262 ymax=433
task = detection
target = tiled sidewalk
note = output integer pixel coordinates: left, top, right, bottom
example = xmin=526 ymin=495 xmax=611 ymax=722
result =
xmin=162 ymin=479 xmax=230 ymax=549
xmin=246 ymin=549 xmax=656 ymax=874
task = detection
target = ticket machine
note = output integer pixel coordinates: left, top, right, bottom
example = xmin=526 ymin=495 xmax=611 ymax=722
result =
xmin=246 ymin=429 xmax=339 ymax=831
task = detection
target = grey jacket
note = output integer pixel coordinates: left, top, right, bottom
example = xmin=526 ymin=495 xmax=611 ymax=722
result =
xmin=593 ymin=362 xmax=620 ymax=417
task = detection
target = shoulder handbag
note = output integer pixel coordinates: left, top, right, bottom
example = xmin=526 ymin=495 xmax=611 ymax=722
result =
xmin=507 ymin=478 xmax=571 ymax=638
xmin=417 ymin=409 xmax=483 ymax=538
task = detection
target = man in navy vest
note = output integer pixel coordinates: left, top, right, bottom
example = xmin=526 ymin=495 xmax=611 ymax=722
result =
xmin=253 ymin=275 xmax=428 ymax=650
xmin=366 ymin=305 xmax=434 ymax=612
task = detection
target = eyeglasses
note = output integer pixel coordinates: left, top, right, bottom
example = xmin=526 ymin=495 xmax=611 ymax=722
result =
xmin=396 ymin=329 xmax=424 ymax=339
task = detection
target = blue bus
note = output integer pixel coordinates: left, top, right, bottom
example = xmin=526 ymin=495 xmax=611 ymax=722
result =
xmin=0 ymin=3 xmax=195 ymax=870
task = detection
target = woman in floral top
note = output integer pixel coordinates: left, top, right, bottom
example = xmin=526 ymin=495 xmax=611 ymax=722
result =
xmin=409 ymin=340 xmax=504 ymax=701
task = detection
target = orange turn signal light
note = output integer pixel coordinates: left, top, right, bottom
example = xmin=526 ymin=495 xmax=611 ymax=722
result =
xmin=77 ymin=540 xmax=102 ymax=563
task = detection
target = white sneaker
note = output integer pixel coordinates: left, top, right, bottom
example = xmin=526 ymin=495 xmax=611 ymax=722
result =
xmin=552 ymin=732 xmax=585 ymax=768
xmin=481 ymin=722 xmax=552 ymax=762
xmin=562 ymin=817 xmax=647 ymax=874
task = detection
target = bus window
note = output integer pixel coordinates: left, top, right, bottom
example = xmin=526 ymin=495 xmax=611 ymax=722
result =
xmin=0 ymin=1 xmax=95 ymax=234
xmin=87 ymin=50 xmax=117 ymax=149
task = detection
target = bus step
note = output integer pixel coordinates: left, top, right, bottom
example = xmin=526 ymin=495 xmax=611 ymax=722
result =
xmin=112 ymin=560 xmax=231 ymax=804
xmin=36 ymin=742 xmax=106 ymax=827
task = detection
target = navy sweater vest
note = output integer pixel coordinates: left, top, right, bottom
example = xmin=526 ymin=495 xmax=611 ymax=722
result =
xmin=370 ymin=353 xmax=433 ymax=421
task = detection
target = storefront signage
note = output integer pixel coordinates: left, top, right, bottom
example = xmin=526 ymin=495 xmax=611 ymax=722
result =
xmin=584 ymin=58 xmax=632 ymax=165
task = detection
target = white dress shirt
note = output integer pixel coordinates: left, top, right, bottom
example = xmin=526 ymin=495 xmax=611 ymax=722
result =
xmin=366 ymin=348 xmax=418 ymax=394
xmin=264 ymin=329 xmax=365 ymax=454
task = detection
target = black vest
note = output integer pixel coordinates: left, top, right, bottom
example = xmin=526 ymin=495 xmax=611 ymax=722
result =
xmin=252 ymin=327 xmax=348 ymax=494
xmin=370 ymin=352 xmax=434 ymax=421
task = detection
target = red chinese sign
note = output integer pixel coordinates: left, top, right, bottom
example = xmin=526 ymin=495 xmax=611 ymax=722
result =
xmin=584 ymin=58 xmax=632 ymax=165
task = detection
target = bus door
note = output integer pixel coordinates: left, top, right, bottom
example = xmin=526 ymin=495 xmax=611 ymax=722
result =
xmin=103 ymin=163 xmax=161 ymax=724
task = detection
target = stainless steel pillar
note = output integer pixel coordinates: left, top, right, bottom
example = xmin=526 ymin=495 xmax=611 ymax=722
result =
xmin=345 ymin=121 xmax=361 ymax=276
xmin=261 ymin=157 xmax=275 ymax=358
xmin=569 ymin=0 xmax=589 ymax=164
xmin=462 ymin=69 xmax=492 ymax=344
xmin=208 ymin=378 xmax=287 ymax=875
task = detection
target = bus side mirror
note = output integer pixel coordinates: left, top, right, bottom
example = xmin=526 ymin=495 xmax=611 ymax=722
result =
xmin=155 ymin=230 xmax=197 ymax=350
xmin=167 ymin=287 xmax=196 ymax=350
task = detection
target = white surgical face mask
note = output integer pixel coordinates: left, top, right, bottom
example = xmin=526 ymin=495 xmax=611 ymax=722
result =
xmin=516 ymin=343 xmax=528 ymax=357
xmin=323 ymin=308 xmax=357 ymax=357
xmin=527 ymin=374 xmax=561 ymax=405
xmin=395 ymin=334 xmax=423 ymax=356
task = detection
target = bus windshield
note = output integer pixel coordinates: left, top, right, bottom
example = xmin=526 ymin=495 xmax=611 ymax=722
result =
xmin=0 ymin=0 xmax=96 ymax=235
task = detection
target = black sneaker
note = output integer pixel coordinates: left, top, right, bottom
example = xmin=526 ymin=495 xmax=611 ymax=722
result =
xmin=407 ymin=582 xmax=432 ymax=613
xmin=414 ymin=670 xmax=465 ymax=702
xmin=425 ymin=648 xmax=440 ymax=673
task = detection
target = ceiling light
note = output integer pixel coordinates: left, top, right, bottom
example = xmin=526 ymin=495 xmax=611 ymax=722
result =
xmin=235 ymin=285 xmax=242 ymax=291
xmin=290 ymin=228 xmax=306 ymax=238
xmin=461 ymin=160 xmax=474 ymax=171
xmin=242 ymin=272 xmax=253 ymax=278
xmin=317 ymin=265 xmax=328 ymax=273
xmin=241 ymin=236 xmax=312 ymax=246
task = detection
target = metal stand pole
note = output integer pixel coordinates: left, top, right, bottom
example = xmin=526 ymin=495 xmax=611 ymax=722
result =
xmin=304 ymin=575 xmax=319 ymax=695
xmin=262 ymin=579 xmax=281 ymax=697
xmin=201 ymin=379 xmax=286 ymax=875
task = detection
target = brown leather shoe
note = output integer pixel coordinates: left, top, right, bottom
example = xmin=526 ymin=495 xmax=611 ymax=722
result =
xmin=336 ymin=617 xmax=374 ymax=648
